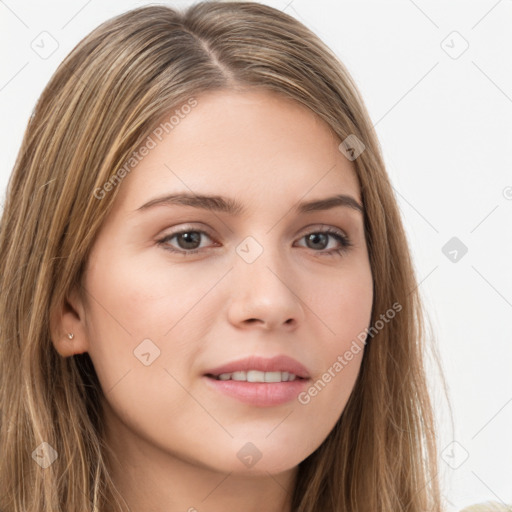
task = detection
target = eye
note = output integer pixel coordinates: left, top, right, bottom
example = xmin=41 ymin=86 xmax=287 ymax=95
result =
xmin=294 ymin=227 xmax=352 ymax=257
xmin=157 ymin=227 xmax=216 ymax=256
xmin=156 ymin=225 xmax=352 ymax=257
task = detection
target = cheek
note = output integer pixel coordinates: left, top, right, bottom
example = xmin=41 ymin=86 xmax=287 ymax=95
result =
xmin=82 ymin=251 xmax=217 ymax=388
xmin=301 ymin=260 xmax=372 ymax=408
xmin=311 ymin=258 xmax=373 ymax=344
xmin=84 ymin=249 xmax=209 ymax=338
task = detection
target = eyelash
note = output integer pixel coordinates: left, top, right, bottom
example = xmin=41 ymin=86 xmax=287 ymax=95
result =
xmin=156 ymin=226 xmax=353 ymax=258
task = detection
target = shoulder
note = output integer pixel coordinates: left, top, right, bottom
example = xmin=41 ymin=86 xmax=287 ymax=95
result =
xmin=459 ymin=502 xmax=512 ymax=512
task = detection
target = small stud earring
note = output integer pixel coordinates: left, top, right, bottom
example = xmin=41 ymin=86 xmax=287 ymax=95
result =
xmin=67 ymin=333 xmax=74 ymax=340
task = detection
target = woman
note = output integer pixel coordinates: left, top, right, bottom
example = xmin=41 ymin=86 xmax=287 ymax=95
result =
xmin=0 ymin=2 xmax=506 ymax=511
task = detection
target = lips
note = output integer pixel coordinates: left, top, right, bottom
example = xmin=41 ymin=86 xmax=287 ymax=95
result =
xmin=203 ymin=355 xmax=311 ymax=407
xmin=204 ymin=355 xmax=311 ymax=380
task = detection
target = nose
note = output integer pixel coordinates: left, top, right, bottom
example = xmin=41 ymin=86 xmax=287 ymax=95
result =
xmin=226 ymin=239 xmax=305 ymax=331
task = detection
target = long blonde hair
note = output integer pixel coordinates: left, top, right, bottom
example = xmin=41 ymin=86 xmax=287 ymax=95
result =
xmin=0 ymin=2 xmax=442 ymax=511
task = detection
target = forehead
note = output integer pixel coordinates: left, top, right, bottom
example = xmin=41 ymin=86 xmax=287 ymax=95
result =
xmin=113 ymin=89 xmax=361 ymax=214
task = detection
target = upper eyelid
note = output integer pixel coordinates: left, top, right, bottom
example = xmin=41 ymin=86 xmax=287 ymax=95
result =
xmin=159 ymin=223 xmax=349 ymax=239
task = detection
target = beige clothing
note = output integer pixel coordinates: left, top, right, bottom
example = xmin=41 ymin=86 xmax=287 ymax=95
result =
xmin=459 ymin=502 xmax=512 ymax=512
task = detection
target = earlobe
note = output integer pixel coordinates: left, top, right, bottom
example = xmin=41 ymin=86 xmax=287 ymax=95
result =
xmin=49 ymin=286 xmax=89 ymax=357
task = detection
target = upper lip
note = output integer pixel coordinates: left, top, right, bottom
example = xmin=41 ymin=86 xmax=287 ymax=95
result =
xmin=204 ymin=355 xmax=311 ymax=379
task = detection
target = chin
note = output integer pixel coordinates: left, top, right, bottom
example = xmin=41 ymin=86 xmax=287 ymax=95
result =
xmin=196 ymin=445 xmax=302 ymax=476
xmin=231 ymin=458 xmax=300 ymax=476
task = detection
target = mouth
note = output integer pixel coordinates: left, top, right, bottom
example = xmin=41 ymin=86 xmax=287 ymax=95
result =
xmin=205 ymin=370 xmax=309 ymax=383
xmin=203 ymin=367 xmax=310 ymax=407
xmin=203 ymin=354 xmax=311 ymax=407
xmin=203 ymin=354 xmax=312 ymax=384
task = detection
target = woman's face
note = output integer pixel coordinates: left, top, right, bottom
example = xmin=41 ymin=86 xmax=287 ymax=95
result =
xmin=72 ymin=89 xmax=373 ymax=475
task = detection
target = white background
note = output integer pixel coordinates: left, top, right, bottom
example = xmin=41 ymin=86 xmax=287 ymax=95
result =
xmin=1 ymin=1 xmax=511 ymax=510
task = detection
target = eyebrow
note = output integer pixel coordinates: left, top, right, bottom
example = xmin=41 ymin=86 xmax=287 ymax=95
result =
xmin=136 ymin=192 xmax=364 ymax=215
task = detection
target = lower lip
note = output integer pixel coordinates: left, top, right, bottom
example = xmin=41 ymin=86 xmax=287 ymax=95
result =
xmin=203 ymin=375 xmax=310 ymax=407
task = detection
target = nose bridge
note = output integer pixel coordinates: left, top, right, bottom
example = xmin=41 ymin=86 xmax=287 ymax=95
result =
xmin=227 ymin=232 xmax=304 ymax=328
xmin=234 ymin=233 xmax=285 ymax=286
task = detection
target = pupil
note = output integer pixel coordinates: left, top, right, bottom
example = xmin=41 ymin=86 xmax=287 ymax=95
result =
xmin=178 ymin=232 xmax=200 ymax=249
xmin=307 ymin=233 xmax=327 ymax=250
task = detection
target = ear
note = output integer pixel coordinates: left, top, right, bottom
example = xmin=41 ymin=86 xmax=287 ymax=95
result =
xmin=49 ymin=284 xmax=90 ymax=357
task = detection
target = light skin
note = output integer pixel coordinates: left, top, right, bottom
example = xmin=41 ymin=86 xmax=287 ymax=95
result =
xmin=52 ymin=89 xmax=373 ymax=512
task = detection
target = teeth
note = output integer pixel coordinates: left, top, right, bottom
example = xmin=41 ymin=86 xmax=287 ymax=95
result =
xmin=248 ymin=370 xmax=267 ymax=382
xmin=215 ymin=371 xmax=299 ymax=382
